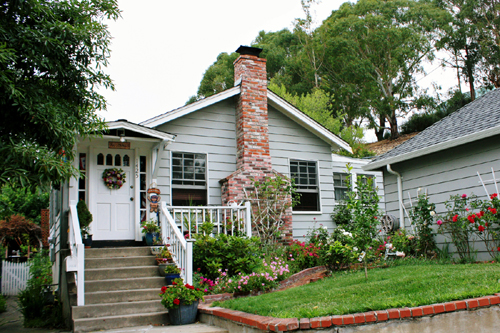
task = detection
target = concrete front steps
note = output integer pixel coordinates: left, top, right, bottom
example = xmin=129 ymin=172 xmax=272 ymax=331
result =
xmin=72 ymin=247 xmax=168 ymax=333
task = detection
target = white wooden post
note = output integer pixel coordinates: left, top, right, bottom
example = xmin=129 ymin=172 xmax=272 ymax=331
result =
xmin=185 ymin=239 xmax=194 ymax=285
xmin=245 ymin=201 xmax=252 ymax=237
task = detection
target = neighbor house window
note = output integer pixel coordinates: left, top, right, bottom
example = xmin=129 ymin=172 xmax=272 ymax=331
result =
xmin=333 ymin=173 xmax=350 ymax=201
xmin=171 ymin=152 xmax=207 ymax=206
xmin=290 ymin=160 xmax=319 ymax=211
xmin=358 ymin=174 xmax=375 ymax=188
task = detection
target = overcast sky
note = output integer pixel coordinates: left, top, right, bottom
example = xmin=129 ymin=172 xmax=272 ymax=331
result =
xmin=97 ymin=0 xmax=458 ymax=142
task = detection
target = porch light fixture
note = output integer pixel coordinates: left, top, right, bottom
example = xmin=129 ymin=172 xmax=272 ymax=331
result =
xmin=120 ymin=134 xmax=126 ymax=143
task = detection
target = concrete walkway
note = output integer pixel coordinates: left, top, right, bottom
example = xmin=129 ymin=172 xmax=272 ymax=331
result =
xmin=0 ymin=296 xmax=227 ymax=333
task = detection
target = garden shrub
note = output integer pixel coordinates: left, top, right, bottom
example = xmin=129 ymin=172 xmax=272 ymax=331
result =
xmin=193 ymin=234 xmax=261 ymax=280
xmin=439 ymin=193 xmax=500 ymax=262
xmin=323 ymin=228 xmax=358 ymax=272
xmin=286 ymin=239 xmax=322 ymax=271
xmin=409 ymin=193 xmax=437 ymax=258
xmin=331 ymin=202 xmax=352 ymax=226
xmin=386 ymin=229 xmax=417 ymax=257
xmin=17 ymin=251 xmax=64 ymax=328
xmin=342 ymin=165 xmax=381 ymax=279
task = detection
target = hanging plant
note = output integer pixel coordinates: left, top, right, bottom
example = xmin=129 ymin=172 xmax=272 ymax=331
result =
xmin=102 ymin=168 xmax=126 ymax=189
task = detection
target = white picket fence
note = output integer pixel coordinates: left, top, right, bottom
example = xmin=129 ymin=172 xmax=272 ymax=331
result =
xmin=1 ymin=260 xmax=31 ymax=295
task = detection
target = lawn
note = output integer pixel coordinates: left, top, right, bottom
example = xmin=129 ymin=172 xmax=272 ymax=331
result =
xmin=213 ymin=262 xmax=500 ymax=318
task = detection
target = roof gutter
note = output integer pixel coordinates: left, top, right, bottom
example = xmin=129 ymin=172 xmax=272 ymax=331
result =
xmin=386 ymin=164 xmax=404 ymax=229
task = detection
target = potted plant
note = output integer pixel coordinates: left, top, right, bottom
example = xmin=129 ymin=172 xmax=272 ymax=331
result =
xmin=156 ymin=245 xmax=173 ymax=264
xmin=141 ymin=218 xmax=160 ymax=246
xmin=159 ymin=278 xmax=205 ymax=325
xmin=77 ymin=200 xmax=93 ymax=248
xmin=164 ymin=265 xmax=181 ymax=285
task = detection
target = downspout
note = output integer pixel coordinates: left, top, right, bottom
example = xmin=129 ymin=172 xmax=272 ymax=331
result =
xmin=386 ymin=164 xmax=404 ymax=229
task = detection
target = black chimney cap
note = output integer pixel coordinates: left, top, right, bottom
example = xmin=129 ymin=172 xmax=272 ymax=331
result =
xmin=236 ymin=46 xmax=263 ymax=57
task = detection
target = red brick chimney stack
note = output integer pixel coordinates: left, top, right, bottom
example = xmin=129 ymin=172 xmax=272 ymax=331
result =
xmin=233 ymin=46 xmax=272 ymax=172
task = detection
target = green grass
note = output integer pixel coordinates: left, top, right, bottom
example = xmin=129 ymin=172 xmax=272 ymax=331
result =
xmin=213 ymin=263 xmax=500 ymax=318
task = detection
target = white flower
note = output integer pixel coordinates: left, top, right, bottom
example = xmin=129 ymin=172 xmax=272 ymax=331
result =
xmin=353 ymin=247 xmax=358 ymax=252
xmin=430 ymin=211 xmax=435 ymax=216
xmin=321 ymin=225 xmax=327 ymax=230
xmin=358 ymin=251 xmax=366 ymax=262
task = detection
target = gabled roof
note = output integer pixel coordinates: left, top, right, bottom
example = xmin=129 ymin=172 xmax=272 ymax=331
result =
xmin=364 ymin=88 xmax=500 ymax=171
xmin=106 ymin=120 xmax=176 ymax=141
xmin=139 ymin=86 xmax=352 ymax=153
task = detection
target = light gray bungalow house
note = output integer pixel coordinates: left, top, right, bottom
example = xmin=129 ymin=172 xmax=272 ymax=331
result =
xmin=363 ymin=88 xmax=500 ymax=257
xmin=49 ymin=46 xmax=386 ymax=331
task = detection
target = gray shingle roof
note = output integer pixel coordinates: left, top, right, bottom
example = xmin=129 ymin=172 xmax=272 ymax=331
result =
xmin=367 ymin=88 xmax=500 ymax=168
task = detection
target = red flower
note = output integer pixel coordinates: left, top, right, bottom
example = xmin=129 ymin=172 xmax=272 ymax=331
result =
xmin=452 ymin=214 xmax=458 ymax=222
xmin=478 ymin=225 xmax=485 ymax=232
xmin=491 ymin=193 xmax=498 ymax=199
xmin=497 ymin=247 xmax=500 ymax=252
xmin=172 ymin=281 xmax=177 ymax=285
xmin=491 ymin=208 xmax=497 ymax=214
xmin=160 ymin=286 xmax=168 ymax=294
xmin=467 ymin=215 xmax=475 ymax=223
xmin=173 ymin=298 xmax=180 ymax=305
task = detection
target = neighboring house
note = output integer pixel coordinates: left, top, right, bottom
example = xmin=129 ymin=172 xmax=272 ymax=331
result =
xmin=363 ymin=88 xmax=500 ymax=257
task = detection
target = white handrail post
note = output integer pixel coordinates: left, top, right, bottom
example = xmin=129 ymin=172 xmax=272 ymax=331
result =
xmin=76 ymin=243 xmax=85 ymax=306
xmin=245 ymin=201 xmax=252 ymax=237
xmin=186 ymin=239 xmax=194 ymax=285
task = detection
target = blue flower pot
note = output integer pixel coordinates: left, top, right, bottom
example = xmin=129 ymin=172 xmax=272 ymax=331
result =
xmin=145 ymin=232 xmax=159 ymax=246
xmin=165 ymin=273 xmax=181 ymax=285
xmin=168 ymin=300 xmax=199 ymax=325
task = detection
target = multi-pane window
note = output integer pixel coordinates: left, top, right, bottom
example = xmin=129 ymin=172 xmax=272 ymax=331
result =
xmin=78 ymin=153 xmax=87 ymax=202
xmin=139 ymin=156 xmax=147 ymax=222
xmin=290 ymin=160 xmax=319 ymax=211
xmin=333 ymin=173 xmax=350 ymax=201
xmin=172 ymin=152 xmax=207 ymax=206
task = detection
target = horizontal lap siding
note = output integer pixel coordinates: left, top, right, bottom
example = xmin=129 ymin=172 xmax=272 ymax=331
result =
xmin=268 ymin=106 xmax=335 ymax=240
xmin=382 ymin=136 xmax=500 ymax=260
xmin=155 ymin=100 xmax=237 ymax=205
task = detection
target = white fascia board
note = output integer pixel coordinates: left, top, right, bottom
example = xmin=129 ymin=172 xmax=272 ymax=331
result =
xmin=363 ymin=125 xmax=500 ymax=171
xmin=267 ymin=91 xmax=352 ymax=153
xmin=106 ymin=121 xmax=176 ymax=141
xmin=332 ymin=153 xmax=372 ymax=165
xmin=140 ymin=86 xmax=241 ymax=128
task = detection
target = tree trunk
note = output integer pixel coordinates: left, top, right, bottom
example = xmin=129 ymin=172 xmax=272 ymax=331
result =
xmin=388 ymin=112 xmax=399 ymax=140
xmin=465 ymin=44 xmax=475 ymax=101
xmin=375 ymin=115 xmax=385 ymax=141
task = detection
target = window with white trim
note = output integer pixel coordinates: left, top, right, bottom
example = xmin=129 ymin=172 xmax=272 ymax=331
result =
xmin=290 ymin=160 xmax=319 ymax=211
xmin=333 ymin=172 xmax=350 ymax=201
xmin=171 ymin=152 xmax=207 ymax=206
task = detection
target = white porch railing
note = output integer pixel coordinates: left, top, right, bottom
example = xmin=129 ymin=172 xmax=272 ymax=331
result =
xmin=66 ymin=200 xmax=85 ymax=306
xmin=159 ymin=202 xmax=252 ymax=284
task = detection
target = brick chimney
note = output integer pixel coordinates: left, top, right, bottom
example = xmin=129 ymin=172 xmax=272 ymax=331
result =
xmin=220 ymin=46 xmax=292 ymax=243
xmin=233 ymin=46 xmax=272 ymax=171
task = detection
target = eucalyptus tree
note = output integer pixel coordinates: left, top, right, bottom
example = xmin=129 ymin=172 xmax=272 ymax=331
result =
xmin=318 ymin=0 xmax=448 ymax=139
xmin=0 ymin=0 xmax=120 ymax=187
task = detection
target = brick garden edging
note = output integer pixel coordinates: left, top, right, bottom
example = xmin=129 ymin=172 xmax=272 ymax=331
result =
xmin=199 ymin=293 xmax=500 ymax=331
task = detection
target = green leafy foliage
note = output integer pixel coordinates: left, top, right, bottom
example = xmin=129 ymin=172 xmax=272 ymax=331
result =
xmin=159 ymin=278 xmax=205 ymax=309
xmin=0 ymin=0 xmax=120 ymax=188
xmin=0 ymin=294 xmax=6 ymax=313
xmin=76 ymin=200 xmax=93 ymax=236
xmin=193 ymin=234 xmax=261 ymax=280
xmin=409 ymin=193 xmax=438 ymax=258
xmin=0 ymin=185 xmax=49 ymax=225
xmin=17 ymin=251 xmax=64 ymax=328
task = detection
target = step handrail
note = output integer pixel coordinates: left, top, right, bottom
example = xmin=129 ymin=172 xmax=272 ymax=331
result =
xmin=66 ymin=200 xmax=85 ymax=306
xmin=159 ymin=202 xmax=193 ymax=285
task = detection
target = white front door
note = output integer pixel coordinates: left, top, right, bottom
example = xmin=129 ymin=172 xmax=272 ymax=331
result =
xmin=92 ymin=149 xmax=135 ymax=240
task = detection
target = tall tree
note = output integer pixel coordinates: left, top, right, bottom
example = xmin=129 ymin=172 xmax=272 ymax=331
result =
xmin=319 ymin=0 xmax=447 ymax=139
xmin=0 ymin=0 xmax=120 ymax=187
